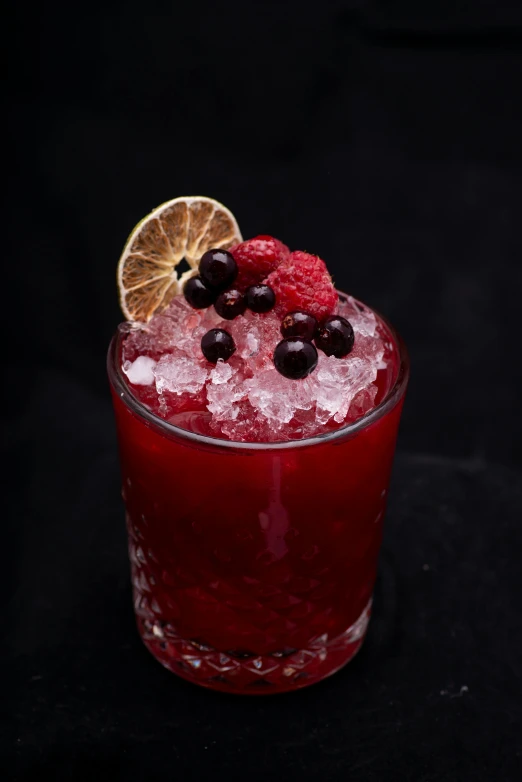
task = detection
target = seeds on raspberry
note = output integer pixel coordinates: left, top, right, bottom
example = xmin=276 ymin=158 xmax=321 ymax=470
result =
xmin=199 ymin=249 xmax=238 ymax=291
xmin=266 ymin=250 xmax=338 ymax=322
xmin=183 ymin=276 xmax=216 ymax=309
xmin=201 ymin=329 xmax=236 ymax=363
xmin=245 ymin=284 xmax=276 ymax=313
xmin=214 ymin=289 xmax=247 ymax=320
xmin=315 ymin=315 xmax=355 ymax=358
xmin=280 ymin=311 xmax=318 ymax=340
xmin=273 ymin=338 xmax=318 ymax=379
xmin=230 ymin=235 xmax=290 ymax=290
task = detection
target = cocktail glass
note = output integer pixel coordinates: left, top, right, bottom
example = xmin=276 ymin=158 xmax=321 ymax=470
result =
xmin=107 ymin=296 xmax=408 ymax=693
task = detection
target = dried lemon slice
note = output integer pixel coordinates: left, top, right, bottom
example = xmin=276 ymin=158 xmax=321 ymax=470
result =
xmin=117 ymin=196 xmax=242 ymax=322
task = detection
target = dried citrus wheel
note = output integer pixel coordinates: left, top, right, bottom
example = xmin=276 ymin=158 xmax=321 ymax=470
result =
xmin=117 ymin=196 xmax=242 ymax=322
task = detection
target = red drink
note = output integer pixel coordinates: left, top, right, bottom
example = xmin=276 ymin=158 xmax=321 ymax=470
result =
xmin=108 ymin=302 xmax=408 ymax=693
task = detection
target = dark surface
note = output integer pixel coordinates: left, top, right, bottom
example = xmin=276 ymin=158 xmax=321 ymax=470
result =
xmin=5 ymin=2 xmax=522 ymax=780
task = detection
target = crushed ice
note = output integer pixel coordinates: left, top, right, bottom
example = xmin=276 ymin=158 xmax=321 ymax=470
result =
xmin=123 ymin=355 xmax=156 ymax=386
xmin=122 ymin=294 xmax=385 ymax=440
xmin=154 ymin=353 xmax=208 ymax=396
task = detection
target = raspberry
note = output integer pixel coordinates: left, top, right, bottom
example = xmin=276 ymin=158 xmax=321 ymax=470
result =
xmin=265 ymin=251 xmax=338 ymax=322
xmin=230 ymin=235 xmax=290 ymax=290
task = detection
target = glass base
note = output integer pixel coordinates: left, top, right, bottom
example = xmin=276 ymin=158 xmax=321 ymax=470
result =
xmin=136 ymin=599 xmax=372 ymax=694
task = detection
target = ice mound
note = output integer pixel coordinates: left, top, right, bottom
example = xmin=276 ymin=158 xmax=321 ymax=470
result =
xmin=121 ymin=295 xmax=386 ymax=442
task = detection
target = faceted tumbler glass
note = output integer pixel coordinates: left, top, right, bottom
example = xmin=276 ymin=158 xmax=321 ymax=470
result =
xmin=107 ymin=305 xmax=408 ymax=694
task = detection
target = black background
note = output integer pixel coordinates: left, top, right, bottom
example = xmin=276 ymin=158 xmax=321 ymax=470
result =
xmin=5 ymin=2 xmax=522 ymax=780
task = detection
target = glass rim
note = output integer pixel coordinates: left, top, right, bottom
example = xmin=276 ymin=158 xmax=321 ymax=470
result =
xmin=107 ymin=296 xmax=410 ymax=452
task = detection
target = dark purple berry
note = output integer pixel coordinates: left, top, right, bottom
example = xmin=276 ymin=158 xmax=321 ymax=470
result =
xmin=199 ymin=249 xmax=237 ymax=290
xmin=245 ymin=284 xmax=276 ymax=313
xmin=273 ymin=338 xmax=318 ymax=379
xmin=183 ymin=276 xmax=216 ymax=309
xmin=315 ymin=315 xmax=355 ymax=358
xmin=201 ymin=328 xmax=236 ymax=363
xmin=214 ymin=289 xmax=247 ymax=320
xmin=280 ymin=311 xmax=318 ymax=340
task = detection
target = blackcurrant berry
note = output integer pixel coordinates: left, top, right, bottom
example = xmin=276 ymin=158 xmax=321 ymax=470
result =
xmin=183 ymin=276 xmax=216 ymax=309
xmin=201 ymin=328 xmax=236 ymax=363
xmin=199 ymin=249 xmax=237 ymax=290
xmin=245 ymin=284 xmax=276 ymax=313
xmin=273 ymin=338 xmax=318 ymax=379
xmin=280 ymin=311 xmax=318 ymax=340
xmin=315 ymin=315 xmax=355 ymax=358
xmin=214 ymin=289 xmax=247 ymax=320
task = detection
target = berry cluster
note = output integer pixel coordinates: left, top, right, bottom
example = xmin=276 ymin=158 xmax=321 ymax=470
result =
xmin=183 ymin=247 xmax=278 ymax=364
xmin=183 ymin=239 xmax=354 ymax=379
xmin=275 ymin=311 xmax=354 ymax=379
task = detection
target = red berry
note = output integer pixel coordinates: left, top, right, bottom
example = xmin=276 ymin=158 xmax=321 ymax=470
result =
xmin=201 ymin=329 xmax=236 ymax=363
xmin=183 ymin=276 xmax=216 ymax=309
xmin=230 ymin=235 xmax=290 ymax=290
xmin=245 ymin=284 xmax=276 ymax=313
xmin=316 ymin=315 xmax=355 ymax=358
xmin=273 ymin=338 xmax=318 ymax=379
xmin=280 ymin=311 xmax=318 ymax=340
xmin=265 ymin=251 xmax=338 ymax=322
xmin=199 ymin=249 xmax=237 ymax=290
xmin=214 ymin=289 xmax=246 ymax=320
